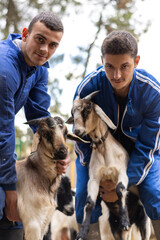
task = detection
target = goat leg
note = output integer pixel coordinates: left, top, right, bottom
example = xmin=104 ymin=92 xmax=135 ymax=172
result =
xmin=116 ymin=182 xmax=130 ymax=231
xmin=77 ymin=196 xmax=95 ymax=240
xmin=77 ymin=176 xmax=100 ymax=240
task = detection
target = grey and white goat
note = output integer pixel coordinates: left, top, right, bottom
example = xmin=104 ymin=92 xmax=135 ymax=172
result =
xmin=16 ymin=116 xmax=87 ymax=240
xmin=66 ymin=91 xmax=151 ymax=240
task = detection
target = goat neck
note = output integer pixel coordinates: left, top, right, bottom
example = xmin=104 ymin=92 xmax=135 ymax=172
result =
xmin=25 ymin=152 xmax=61 ymax=195
xmin=89 ymin=117 xmax=109 ymax=150
xmin=27 ymin=145 xmax=59 ymax=182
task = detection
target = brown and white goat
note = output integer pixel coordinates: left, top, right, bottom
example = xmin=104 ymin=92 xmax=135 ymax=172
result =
xmin=16 ymin=116 xmax=87 ymax=240
xmin=66 ymin=91 xmax=151 ymax=240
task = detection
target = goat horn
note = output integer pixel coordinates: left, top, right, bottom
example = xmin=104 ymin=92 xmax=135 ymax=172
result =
xmin=83 ymin=90 xmax=100 ymax=100
xmin=24 ymin=118 xmax=43 ymax=125
xmin=65 ymin=117 xmax=74 ymax=124
xmin=67 ymin=132 xmax=91 ymax=144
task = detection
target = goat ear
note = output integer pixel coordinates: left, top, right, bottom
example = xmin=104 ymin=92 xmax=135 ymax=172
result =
xmin=83 ymin=90 xmax=100 ymax=100
xmin=66 ymin=117 xmax=74 ymax=124
xmin=67 ymin=132 xmax=90 ymax=144
xmin=94 ymin=104 xmax=116 ymax=130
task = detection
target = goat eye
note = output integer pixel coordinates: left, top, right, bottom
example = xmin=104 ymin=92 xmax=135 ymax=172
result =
xmin=76 ymin=105 xmax=82 ymax=111
xmin=64 ymin=129 xmax=68 ymax=137
xmin=85 ymin=103 xmax=91 ymax=112
xmin=58 ymin=124 xmax=63 ymax=129
xmin=71 ymin=110 xmax=74 ymax=117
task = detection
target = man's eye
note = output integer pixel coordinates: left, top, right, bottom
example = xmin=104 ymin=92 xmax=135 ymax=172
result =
xmin=106 ymin=65 xmax=113 ymax=69
xmin=121 ymin=64 xmax=129 ymax=70
xmin=50 ymin=43 xmax=58 ymax=49
xmin=36 ymin=37 xmax=44 ymax=43
xmin=122 ymin=65 xmax=127 ymax=69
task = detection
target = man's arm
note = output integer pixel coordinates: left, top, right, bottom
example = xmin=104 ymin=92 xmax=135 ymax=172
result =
xmin=127 ymin=98 xmax=160 ymax=186
xmin=24 ymin=68 xmax=51 ymax=133
xmin=5 ymin=191 xmax=21 ymax=222
xmin=0 ymin=74 xmax=19 ymax=221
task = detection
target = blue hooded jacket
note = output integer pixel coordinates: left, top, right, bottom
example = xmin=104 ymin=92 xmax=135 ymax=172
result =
xmin=0 ymin=34 xmax=51 ymax=191
xmin=75 ymin=66 xmax=160 ymax=186
xmin=74 ymin=66 xmax=160 ymax=222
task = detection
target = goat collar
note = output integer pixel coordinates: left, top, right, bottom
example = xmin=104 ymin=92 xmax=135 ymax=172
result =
xmin=90 ymin=130 xmax=108 ymax=149
xmin=43 ymin=152 xmax=57 ymax=164
xmin=31 ymin=151 xmax=57 ymax=164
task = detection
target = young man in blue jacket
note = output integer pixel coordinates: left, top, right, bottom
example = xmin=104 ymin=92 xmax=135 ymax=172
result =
xmin=0 ymin=11 xmax=70 ymax=240
xmin=74 ymin=30 xmax=160 ymax=239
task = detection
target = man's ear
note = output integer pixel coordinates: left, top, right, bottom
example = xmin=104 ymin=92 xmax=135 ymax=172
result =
xmin=135 ymin=55 xmax=140 ymax=68
xmin=101 ymin=55 xmax=103 ymax=65
xmin=22 ymin=28 xmax=28 ymax=41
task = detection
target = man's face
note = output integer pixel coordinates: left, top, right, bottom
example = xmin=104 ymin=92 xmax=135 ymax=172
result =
xmin=22 ymin=21 xmax=63 ymax=67
xmin=102 ymin=53 xmax=140 ymax=97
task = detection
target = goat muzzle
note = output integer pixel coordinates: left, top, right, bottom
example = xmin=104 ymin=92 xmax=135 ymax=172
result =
xmin=74 ymin=129 xmax=86 ymax=138
xmin=90 ymin=130 xmax=108 ymax=149
xmin=54 ymin=146 xmax=68 ymax=160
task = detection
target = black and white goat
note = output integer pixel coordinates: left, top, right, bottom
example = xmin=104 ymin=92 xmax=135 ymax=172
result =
xmin=16 ymin=116 xmax=87 ymax=240
xmin=43 ymin=175 xmax=75 ymax=240
xmin=66 ymin=91 xmax=151 ymax=240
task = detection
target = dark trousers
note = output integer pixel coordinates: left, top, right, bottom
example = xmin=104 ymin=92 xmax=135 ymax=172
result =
xmin=0 ymin=215 xmax=24 ymax=240
xmin=0 ymin=228 xmax=24 ymax=240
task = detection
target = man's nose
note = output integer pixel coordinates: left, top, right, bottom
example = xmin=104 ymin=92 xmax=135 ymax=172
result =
xmin=114 ymin=69 xmax=121 ymax=79
xmin=40 ymin=44 xmax=48 ymax=53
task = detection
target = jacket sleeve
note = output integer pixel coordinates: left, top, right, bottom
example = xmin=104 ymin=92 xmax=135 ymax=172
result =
xmin=24 ymin=68 xmax=51 ymax=133
xmin=127 ymin=91 xmax=160 ymax=186
xmin=0 ymin=74 xmax=17 ymax=190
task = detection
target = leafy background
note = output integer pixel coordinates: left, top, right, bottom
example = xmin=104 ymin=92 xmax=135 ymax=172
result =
xmin=0 ymin=0 xmax=159 ymax=159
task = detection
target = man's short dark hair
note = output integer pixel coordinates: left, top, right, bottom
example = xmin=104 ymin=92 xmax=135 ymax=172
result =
xmin=28 ymin=11 xmax=64 ymax=33
xmin=101 ymin=30 xmax=138 ymax=59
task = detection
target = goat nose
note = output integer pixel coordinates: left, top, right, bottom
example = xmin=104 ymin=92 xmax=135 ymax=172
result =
xmin=66 ymin=206 xmax=74 ymax=216
xmin=55 ymin=145 xmax=68 ymax=160
xmin=59 ymin=146 xmax=67 ymax=155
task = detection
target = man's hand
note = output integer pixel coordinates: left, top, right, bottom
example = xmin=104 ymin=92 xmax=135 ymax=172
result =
xmin=57 ymin=154 xmax=71 ymax=174
xmin=5 ymin=190 xmax=21 ymax=222
xmin=99 ymin=180 xmax=118 ymax=203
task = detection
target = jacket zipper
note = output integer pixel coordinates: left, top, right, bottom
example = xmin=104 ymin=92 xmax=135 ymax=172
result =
xmin=15 ymin=72 xmax=34 ymax=111
xmin=121 ymin=106 xmax=136 ymax=141
xmin=113 ymin=104 xmax=119 ymax=134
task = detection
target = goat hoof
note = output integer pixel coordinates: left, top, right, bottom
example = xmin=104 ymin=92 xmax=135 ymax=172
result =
xmin=122 ymin=225 xmax=130 ymax=231
xmin=76 ymin=232 xmax=87 ymax=240
xmin=120 ymin=219 xmax=130 ymax=231
xmin=77 ymin=237 xmax=85 ymax=240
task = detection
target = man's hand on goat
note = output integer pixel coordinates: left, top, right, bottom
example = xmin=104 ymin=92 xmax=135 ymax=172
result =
xmin=5 ymin=190 xmax=21 ymax=222
xmin=57 ymin=154 xmax=71 ymax=174
xmin=99 ymin=180 xmax=118 ymax=203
